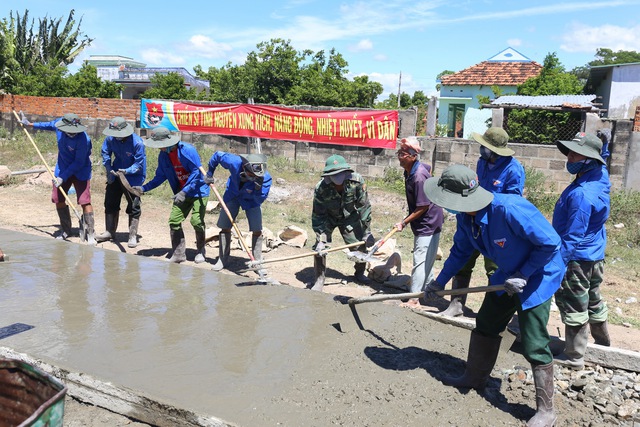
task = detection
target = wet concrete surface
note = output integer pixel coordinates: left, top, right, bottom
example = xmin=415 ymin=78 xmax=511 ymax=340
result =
xmin=0 ymin=228 xmax=532 ymax=426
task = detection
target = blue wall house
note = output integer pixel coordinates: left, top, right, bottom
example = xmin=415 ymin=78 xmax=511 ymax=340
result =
xmin=585 ymin=62 xmax=640 ymax=119
xmin=438 ymin=48 xmax=542 ymax=138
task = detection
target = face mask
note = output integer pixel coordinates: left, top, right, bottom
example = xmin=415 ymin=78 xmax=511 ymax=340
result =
xmin=479 ymin=146 xmax=494 ymax=161
xmin=329 ymin=171 xmax=349 ymax=185
xmin=566 ymin=160 xmax=588 ymax=174
xmin=445 ymin=208 xmax=461 ymax=215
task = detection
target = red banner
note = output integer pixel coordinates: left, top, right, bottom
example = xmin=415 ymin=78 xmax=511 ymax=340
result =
xmin=140 ymin=99 xmax=398 ymax=149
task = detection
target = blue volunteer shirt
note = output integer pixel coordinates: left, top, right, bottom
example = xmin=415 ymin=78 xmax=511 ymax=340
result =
xmin=142 ymin=142 xmax=209 ymax=197
xmin=207 ymin=152 xmax=271 ymax=210
xmin=436 ymin=193 xmax=564 ymax=310
xmin=552 ymin=165 xmax=610 ymax=265
xmin=101 ymin=133 xmax=147 ymax=186
xmin=33 ymin=118 xmax=92 ymax=181
xmin=477 ymin=155 xmax=525 ymax=195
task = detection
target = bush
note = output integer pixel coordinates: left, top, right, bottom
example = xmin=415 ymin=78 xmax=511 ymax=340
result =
xmin=523 ymin=166 xmax=557 ymax=215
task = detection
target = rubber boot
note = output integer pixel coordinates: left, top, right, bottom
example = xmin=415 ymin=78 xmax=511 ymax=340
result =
xmin=354 ymin=262 xmax=371 ymax=285
xmin=168 ymin=228 xmax=186 ymax=263
xmin=442 ymin=330 xmax=502 ymax=390
xmin=311 ymin=254 xmax=326 ymax=291
xmin=96 ymin=213 xmax=119 ymax=243
xmin=127 ymin=216 xmax=139 ymax=248
xmin=252 ymin=235 xmax=268 ymax=281
xmin=56 ymin=206 xmax=73 ymax=240
xmin=440 ymin=275 xmax=470 ymax=317
xmin=83 ymin=212 xmax=97 ymax=246
xmin=526 ymin=362 xmax=557 ymax=427
xmin=556 ymin=324 xmax=589 ymax=369
xmin=194 ymin=229 xmax=206 ymax=264
xmin=590 ymin=321 xmax=610 ymax=346
xmin=212 ymin=231 xmax=231 ymax=271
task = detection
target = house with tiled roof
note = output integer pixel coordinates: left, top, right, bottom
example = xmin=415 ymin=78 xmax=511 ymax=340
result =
xmin=438 ymin=48 xmax=542 ymax=137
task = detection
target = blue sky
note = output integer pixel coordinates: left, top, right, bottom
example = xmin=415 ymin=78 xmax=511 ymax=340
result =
xmin=6 ymin=1 xmax=640 ymax=100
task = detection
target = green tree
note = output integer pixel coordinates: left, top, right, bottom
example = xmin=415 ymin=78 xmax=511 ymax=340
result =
xmin=66 ymin=63 xmax=121 ymax=98
xmin=10 ymin=63 xmax=68 ymax=96
xmin=508 ymin=52 xmax=583 ymax=144
xmin=142 ymin=72 xmax=198 ymax=100
xmin=589 ymin=48 xmax=640 ymax=66
xmin=436 ymin=69 xmax=455 ymax=91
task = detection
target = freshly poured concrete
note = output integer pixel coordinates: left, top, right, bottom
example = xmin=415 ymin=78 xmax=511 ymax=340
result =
xmin=0 ymin=228 xmax=531 ymax=426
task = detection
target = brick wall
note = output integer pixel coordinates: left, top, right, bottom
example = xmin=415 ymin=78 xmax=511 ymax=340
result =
xmin=0 ymin=94 xmax=631 ymax=193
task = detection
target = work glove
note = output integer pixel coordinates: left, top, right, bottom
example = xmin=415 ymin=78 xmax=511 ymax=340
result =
xmin=172 ymin=191 xmax=187 ymax=206
xmin=423 ymin=279 xmax=444 ymax=302
xmin=107 ymin=169 xmax=117 ymax=184
xmin=204 ymin=175 xmax=215 ymax=185
xmin=53 ymin=177 xmax=63 ymax=187
xmin=118 ymin=168 xmax=129 ymax=175
xmin=19 ymin=111 xmax=31 ymax=126
xmin=132 ymin=186 xmax=145 ymax=195
xmin=504 ymin=273 xmax=527 ymax=296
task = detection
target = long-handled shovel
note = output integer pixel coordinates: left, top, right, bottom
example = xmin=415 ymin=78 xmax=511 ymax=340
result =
xmin=12 ymin=110 xmax=85 ymax=240
xmin=348 ymin=285 xmax=506 ymax=330
xmin=242 ymin=241 xmax=365 ymax=272
xmin=198 ymin=166 xmax=267 ymax=281
xmin=348 ymin=227 xmax=399 ymax=263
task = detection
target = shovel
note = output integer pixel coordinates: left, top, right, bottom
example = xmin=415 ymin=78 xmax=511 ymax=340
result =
xmin=348 ymin=227 xmax=399 ymax=263
xmin=12 ymin=110 xmax=86 ymax=240
xmin=348 ymin=285 xmax=506 ymax=330
xmin=242 ymin=241 xmax=365 ymax=271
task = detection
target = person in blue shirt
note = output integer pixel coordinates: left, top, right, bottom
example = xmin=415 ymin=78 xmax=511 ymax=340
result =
xmin=22 ymin=112 xmax=96 ymax=245
xmin=423 ymin=164 xmax=562 ymax=427
xmin=133 ymin=127 xmax=209 ymax=263
xmin=205 ymin=152 xmax=271 ymax=277
xmin=441 ymin=127 xmax=526 ymax=317
xmin=96 ymin=117 xmax=146 ymax=248
xmin=393 ymin=137 xmax=444 ymax=307
xmin=553 ymin=132 xmax=611 ymax=369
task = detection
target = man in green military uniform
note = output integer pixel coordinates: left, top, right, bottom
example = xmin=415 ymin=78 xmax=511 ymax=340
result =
xmin=311 ymin=154 xmax=373 ymax=291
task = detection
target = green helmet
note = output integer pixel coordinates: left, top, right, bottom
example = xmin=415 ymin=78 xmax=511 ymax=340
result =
xmin=321 ymin=154 xmax=353 ymax=177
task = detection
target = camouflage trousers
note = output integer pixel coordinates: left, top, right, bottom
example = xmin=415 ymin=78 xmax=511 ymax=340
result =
xmin=555 ymin=259 xmax=608 ymax=326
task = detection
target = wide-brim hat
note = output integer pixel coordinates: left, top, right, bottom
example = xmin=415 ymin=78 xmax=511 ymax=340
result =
xmin=103 ymin=117 xmax=134 ymax=138
xmin=321 ymin=154 xmax=353 ymax=177
xmin=143 ymin=126 xmax=180 ymax=148
xmin=557 ymin=132 xmax=605 ymax=165
xmin=55 ymin=113 xmax=87 ymax=133
xmin=471 ymin=127 xmax=514 ymax=157
xmin=240 ymin=153 xmax=267 ymax=177
xmin=423 ymin=164 xmax=494 ymax=212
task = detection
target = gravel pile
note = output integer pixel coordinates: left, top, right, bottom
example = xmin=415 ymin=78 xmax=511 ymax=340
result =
xmin=502 ymin=364 xmax=640 ymax=426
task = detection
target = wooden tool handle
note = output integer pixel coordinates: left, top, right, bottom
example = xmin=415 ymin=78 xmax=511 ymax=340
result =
xmin=256 ymin=241 xmax=365 ymax=265
xmin=348 ymin=285 xmax=506 ymax=306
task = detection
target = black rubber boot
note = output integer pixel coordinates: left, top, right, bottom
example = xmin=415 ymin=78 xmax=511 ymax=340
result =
xmin=440 ymin=275 xmax=470 ymax=317
xmin=590 ymin=321 xmax=610 ymax=346
xmin=128 ymin=216 xmax=139 ymax=248
xmin=168 ymin=228 xmax=186 ymax=263
xmin=56 ymin=206 xmax=73 ymax=240
xmin=354 ymin=262 xmax=370 ymax=284
xmin=96 ymin=213 xmax=119 ymax=243
xmin=555 ymin=323 xmax=589 ymax=369
xmin=212 ymin=231 xmax=231 ymax=271
xmin=526 ymin=362 xmax=557 ymax=427
xmin=311 ymin=254 xmax=326 ymax=291
xmin=83 ymin=212 xmax=96 ymax=246
xmin=194 ymin=229 xmax=206 ymax=264
xmin=442 ymin=330 xmax=502 ymax=390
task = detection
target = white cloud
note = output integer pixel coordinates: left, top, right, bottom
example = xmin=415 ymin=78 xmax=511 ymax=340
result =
xmin=507 ymin=38 xmax=522 ymax=47
xmin=350 ymin=39 xmax=374 ymax=52
xmin=140 ymin=49 xmax=184 ymax=66
xmin=560 ymin=23 xmax=640 ymax=53
xmin=183 ymin=35 xmax=234 ymax=59
xmin=373 ymin=53 xmax=388 ymax=61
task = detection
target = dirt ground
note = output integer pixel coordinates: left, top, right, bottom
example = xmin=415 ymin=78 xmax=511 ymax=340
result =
xmin=1 ymin=173 xmax=640 ymax=425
